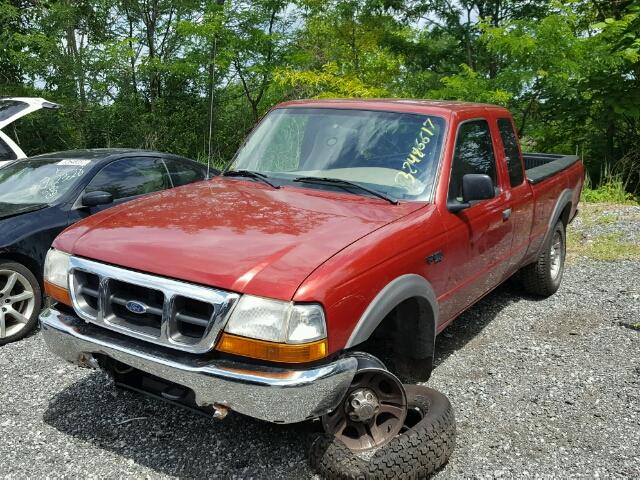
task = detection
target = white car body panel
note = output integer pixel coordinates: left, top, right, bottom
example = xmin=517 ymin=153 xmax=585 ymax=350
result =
xmin=0 ymin=97 xmax=60 ymax=166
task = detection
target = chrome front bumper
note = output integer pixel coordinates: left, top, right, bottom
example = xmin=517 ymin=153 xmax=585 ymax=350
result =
xmin=40 ymin=307 xmax=358 ymax=424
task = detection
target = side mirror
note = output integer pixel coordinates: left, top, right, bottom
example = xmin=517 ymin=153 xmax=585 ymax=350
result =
xmin=82 ymin=190 xmax=113 ymax=207
xmin=462 ymin=174 xmax=494 ymax=203
xmin=447 ymin=174 xmax=495 ymax=213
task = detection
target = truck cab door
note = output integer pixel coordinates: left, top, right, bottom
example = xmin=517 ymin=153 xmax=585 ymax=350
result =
xmin=439 ymin=117 xmax=514 ymax=323
xmin=495 ymin=118 xmax=534 ymax=273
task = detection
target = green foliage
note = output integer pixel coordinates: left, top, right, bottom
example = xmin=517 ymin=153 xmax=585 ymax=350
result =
xmin=0 ymin=0 xmax=638 ymax=197
xmin=581 ymin=183 xmax=639 ymax=205
xmin=581 ymin=171 xmax=639 ymax=205
xmin=274 ymin=63 xmax=387 ymax=98
xmin=428 ymin=64 xmax=512 ymax=104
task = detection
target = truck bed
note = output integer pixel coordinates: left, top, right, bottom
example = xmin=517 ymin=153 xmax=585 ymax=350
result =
xmin=523 ymin=153 xmax=580 ymax=184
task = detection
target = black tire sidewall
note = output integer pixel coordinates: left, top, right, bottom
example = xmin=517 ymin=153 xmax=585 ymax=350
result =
xmin=401 ymin=385 xmax=450 ymax=434
xmin=0 ymin=261 xmax=42 ymax=345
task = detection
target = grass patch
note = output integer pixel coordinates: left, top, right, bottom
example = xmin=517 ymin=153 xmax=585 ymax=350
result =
xmin=581 ymin=169 xmax=639 ymax=205
xmin=567 ymin=231 xmax=640 ymax=261
xmin=581 ymin=183 xmax=639 ymax=205
xmin=596 ymin=214 xmax=616 ymax=225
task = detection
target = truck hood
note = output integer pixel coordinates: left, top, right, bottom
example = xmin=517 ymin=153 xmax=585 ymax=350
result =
xmin=55 ymin=179 xmax=425 ymax=299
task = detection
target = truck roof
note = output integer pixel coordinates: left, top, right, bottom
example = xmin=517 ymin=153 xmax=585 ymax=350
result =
xmin=275 ymin=98 xmax=511 ymax=116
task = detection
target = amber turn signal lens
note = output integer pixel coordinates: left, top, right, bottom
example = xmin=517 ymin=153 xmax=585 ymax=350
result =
xmin=216 ymin=333 xmax=328 ymax=363
xmin=44 ymin=280 xmax=72 ymax=306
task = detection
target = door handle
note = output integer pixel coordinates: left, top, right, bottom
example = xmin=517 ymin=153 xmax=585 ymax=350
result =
xmin=502 ymin=208 xmax=512 ymax=221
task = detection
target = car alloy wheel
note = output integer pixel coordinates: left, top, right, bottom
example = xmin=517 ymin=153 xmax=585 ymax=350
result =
xmin=0 ymin=269 xmax=36 ymax=339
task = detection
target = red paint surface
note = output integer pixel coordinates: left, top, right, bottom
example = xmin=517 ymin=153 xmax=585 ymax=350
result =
xmin=54 ymin=100 xmax=585 ymax=354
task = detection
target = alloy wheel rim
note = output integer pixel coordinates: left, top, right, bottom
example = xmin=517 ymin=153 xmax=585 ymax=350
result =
xmin=549 ymin=231 xmax=563 ymax=280
xmin=0 ymin=270 xmax=35 ymax=339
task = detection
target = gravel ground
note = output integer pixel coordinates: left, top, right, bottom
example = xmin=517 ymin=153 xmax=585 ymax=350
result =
xmin=571 ymin=204 xmax=640 ymax=244
xmin=1 ymin=206 xmax=639 ymax=479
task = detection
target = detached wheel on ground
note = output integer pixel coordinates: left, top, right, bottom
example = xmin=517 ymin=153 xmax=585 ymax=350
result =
xmin=521 ymin=220 xmax=566 ymax=297
xmin=0 ymin=261 xmax=41 ymax=345
xmin=309 ymin=385 xmax=456 ymax=479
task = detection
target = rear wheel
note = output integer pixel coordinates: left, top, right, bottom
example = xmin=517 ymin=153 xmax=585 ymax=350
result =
xmin=521 ymin=220 xmax=566 ymax=297
xmin=0 ymin=261 xmax=41 ymax=345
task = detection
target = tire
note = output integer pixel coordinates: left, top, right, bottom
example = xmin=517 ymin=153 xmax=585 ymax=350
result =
xmin=0 ymin=261 xmax=41 ymax=345
xmin=309 ymin=385 xmax=456 ymax=479
xmin=520 ymin=220 xmax=566 ymax=297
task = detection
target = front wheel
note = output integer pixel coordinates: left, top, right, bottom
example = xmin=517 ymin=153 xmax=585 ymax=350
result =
xmin=0 ymin=261 xmax=41 ymax=345
xmin=309 ymin=385 xmax=456 ymax=479
xmin=521 ymin=220 xmax=566 ymax=297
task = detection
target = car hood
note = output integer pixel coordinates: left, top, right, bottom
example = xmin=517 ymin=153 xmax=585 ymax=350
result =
xmin=55 ymin=179 xmax=425 ymax=299
xmin=0 ymin=204 xmax=58 ymax=250
xmin=0 ymin=202 xmax=47 ymax=220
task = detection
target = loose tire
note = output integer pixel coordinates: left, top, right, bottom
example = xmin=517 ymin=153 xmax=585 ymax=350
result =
xmin=309 ymin=385 xmax=456 ymax=479
xmin=521 ymin=220 xmax=566 ymax=297
xmin=0 ymin=261 xmax=41 ymax=345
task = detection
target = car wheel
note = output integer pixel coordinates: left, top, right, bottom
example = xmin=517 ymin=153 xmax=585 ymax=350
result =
xmin=0 ymin=261 xmax=41 ymax=345
xmin=521 ymin=220 xmax=566 ymax=297
xmin=309 ymin=385 xmax=456 ymax=479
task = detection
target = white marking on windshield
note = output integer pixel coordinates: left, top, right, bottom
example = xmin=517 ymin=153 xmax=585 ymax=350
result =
xmin=57 ymin=159 xmax=90 ymax=166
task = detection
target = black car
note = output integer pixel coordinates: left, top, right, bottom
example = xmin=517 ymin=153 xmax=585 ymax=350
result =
xmin=0 ymin=148 xmax=212 ymax=345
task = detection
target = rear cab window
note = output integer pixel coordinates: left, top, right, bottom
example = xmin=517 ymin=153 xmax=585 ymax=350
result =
xmin=448 ymin=119 xmax=498 ymax=202
xmin=497 ymin=118 xmax=524 ymax=187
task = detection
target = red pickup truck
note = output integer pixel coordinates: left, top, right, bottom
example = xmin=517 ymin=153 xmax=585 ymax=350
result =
xmin=40 ymin=100 xmax=583 ymax=467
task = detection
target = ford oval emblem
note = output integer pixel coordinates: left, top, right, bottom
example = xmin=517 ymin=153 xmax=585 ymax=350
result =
xmin=125 ymin=301 xmax=148 ymax=315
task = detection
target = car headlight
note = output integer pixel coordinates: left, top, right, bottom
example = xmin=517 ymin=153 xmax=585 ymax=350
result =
xmin=44 ymin=249 xmax=72 ymax=305
xmin=216 ymin=295 xmax=328 ymax=363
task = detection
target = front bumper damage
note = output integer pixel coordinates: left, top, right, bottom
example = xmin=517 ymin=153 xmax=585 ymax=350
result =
xmin=39 ymin=307 xmax=358 ymax=424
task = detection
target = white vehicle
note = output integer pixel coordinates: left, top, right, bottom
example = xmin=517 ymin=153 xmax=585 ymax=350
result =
xmin=0 ymin=97 xmax=60 ymax=167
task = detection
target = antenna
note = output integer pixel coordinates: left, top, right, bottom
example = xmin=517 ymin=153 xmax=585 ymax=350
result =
xmin=207 ymin=35 xmax=217 ymax=179
xmin=207 ymin=0 xmax=226 ymax=178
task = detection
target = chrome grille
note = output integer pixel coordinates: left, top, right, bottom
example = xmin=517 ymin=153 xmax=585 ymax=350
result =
xmin=68 ymin=256 xmax=239 ymax=353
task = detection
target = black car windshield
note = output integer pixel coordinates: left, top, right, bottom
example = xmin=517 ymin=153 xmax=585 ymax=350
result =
xmin=229 ymin=108 xmax=447 ymax=201
xmin=0 ymin=158 xmax=92 ymax=205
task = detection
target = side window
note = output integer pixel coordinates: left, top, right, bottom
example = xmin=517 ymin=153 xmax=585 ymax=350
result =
xmin=497 ymin=118 xmax=524 ymax=187
xmin=164 ymin=159 xmax=207 ymax=187
xmin=86 ymin=157 xmax=171 ymax=200
xmin=448 ymin=120 xmax=497 ymax=201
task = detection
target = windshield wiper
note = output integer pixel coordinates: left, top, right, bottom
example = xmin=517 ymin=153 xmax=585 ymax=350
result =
xmin=222 ymin=170 xmax=280 ymax=189
xmin=293 ymin=176 xmax=397 ymax=204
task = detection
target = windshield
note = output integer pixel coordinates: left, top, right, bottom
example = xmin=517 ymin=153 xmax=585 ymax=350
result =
xmin=0 ymin=158 xmax=91 ymax=205
xmin=229 ymin=108 xmax=447 ymax=201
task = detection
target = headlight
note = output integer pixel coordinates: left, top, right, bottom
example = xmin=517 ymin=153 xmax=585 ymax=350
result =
xmin=44 ymin=249 xmax=72 ymax=305
xmin=223 ymin=295 xmax=326 ymax=343
xmin=216 ymin=295 xmax=328 ymax=363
